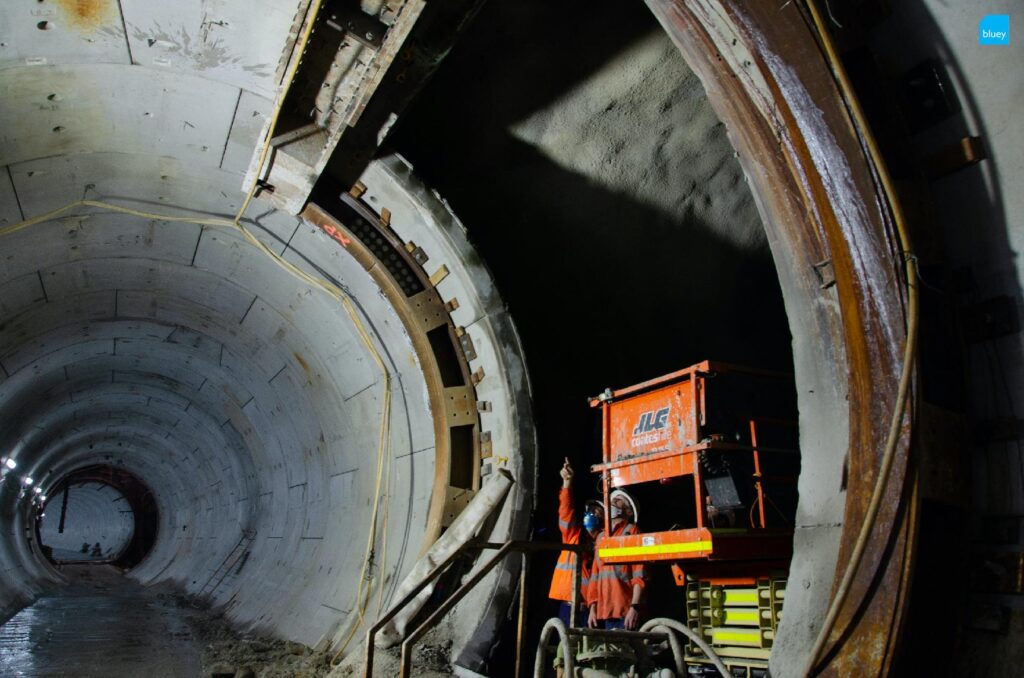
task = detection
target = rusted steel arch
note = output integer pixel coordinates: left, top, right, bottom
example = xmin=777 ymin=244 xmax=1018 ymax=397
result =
xmin=646 ymin=1 xmax=916 ymax=675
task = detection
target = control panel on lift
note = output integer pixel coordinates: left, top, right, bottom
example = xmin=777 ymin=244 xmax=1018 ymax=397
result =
xmin=589 ymin=361 xmax=798 ymax=570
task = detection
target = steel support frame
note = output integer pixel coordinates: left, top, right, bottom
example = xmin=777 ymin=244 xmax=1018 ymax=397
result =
xmin=644 ymin=1 xmax=917 ymax=675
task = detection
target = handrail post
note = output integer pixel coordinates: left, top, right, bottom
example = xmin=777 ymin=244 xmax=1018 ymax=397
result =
xmin=364 ymin=541 xmax=480 ymax=677
xmin=750 ymin=418 xmax=766 ymax=529
xmin=399 ymin=542 xmax=518 ymax=678
xmin=515 ymin=550 xmax=529 ymax=677
xmin=369 ymin=541 xmax=584 ymax=678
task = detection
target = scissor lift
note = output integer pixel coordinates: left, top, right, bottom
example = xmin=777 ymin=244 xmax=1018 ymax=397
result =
xmin=589 ymin=361 xmax=798 ymax=676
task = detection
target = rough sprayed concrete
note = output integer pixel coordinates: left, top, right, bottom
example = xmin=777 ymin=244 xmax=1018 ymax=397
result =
xmin=510 ymin=30 xmax=765 ymax=252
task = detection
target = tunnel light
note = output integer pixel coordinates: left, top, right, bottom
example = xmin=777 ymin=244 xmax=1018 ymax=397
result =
xmin=33 ymin=486 xmax=42 ymax=494
xmin=3 ymin=457 xmax=15 ymax=470
xmin=40 ymin=495 xmax=46 ymax=502
xmin=23 ymin=476 xmax=33 ymax=486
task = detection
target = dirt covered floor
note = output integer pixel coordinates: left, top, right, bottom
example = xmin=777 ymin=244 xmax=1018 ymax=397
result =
xmin=0 ymin=564 xmax=462 ymax=677
xmin=0 ymin=565 xmax=335 ymax=677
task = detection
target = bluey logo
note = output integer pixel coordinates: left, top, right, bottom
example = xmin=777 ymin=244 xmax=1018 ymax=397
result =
xmin=632 ymin=407 xmax=670 ymax=436
xmin=979 ymin=15 xmax=1010 ymax=45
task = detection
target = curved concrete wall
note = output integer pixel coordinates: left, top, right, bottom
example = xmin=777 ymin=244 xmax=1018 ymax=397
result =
xmin=40 ymin=483 xmax=134 ymax=562
xmin=0 ymin=157 xmax=532 ymax=651
xmin=0 ymin=1 xmax=535 ymax=660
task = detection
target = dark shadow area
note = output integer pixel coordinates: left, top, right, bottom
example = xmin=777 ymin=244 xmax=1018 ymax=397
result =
xmin=383 ymin=0 xmax=795 ymax=670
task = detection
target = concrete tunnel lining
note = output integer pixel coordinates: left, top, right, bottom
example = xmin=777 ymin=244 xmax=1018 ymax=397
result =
xmin=0 ymin=5 xmax=533 ymax=661
xmin=0 ymin=152 xmax=535 ymax=655
xmin=0 ymin=4 xmax=535 ymax=653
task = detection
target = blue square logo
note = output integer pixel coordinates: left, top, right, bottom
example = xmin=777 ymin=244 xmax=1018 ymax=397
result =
xmin=979 ymin=15 xmax=1010 ymax=45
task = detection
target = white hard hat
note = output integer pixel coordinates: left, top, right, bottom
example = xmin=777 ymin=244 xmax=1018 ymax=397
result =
xmin=609 ymin=489 xmax=638 ymax=523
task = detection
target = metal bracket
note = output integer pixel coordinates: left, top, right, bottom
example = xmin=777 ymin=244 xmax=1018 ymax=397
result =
xmin=812 ymin=259 xmax=836 ymax=289
xmin=458 ymin=329 xmax=477 ymax=361
xmin=324 ymin=4 xmax=388 ymax=50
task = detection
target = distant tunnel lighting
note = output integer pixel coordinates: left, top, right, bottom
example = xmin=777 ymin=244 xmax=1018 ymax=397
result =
xmin=3 ymin=458 xmax=15 ymax=470
xmin=33 ymin=486 xmax=42 ymax=494
xmin=23 ymin=477 xmax=33 ymax=486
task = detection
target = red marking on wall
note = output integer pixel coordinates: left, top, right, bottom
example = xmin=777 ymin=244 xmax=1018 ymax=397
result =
xmin=320 ymin=223 xmax=351 ymax=247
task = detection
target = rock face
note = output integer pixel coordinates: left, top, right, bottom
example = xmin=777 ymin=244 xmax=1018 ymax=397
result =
xmin=510 ymin=30 xmax=766 ymax=252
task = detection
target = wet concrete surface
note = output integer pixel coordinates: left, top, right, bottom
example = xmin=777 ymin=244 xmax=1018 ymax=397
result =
xmin=0 ymin=564 xmax=203 ymax=677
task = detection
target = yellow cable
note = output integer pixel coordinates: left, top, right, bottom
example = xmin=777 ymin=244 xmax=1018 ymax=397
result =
xmin=800 ymin=1 xmax=920 ymax=675
xmin=375 ymin=432 xmax=393 ymax=619
xmin=331 ymin=295 xmax=393 ymax=661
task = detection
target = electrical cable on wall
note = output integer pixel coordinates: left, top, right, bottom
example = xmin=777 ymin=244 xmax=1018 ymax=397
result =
xmin=800 ymin=0 xmax=921 ymax=674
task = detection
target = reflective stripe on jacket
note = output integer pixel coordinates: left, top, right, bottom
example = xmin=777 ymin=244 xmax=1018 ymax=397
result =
xmin=548 ymin=487 xmax=592 ymax=601
xmin=586 ymin=520 xmax=645 ymax=620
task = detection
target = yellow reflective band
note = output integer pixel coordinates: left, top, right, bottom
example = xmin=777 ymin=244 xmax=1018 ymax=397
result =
xmin=711 ymin=629 xmax=762 ymax=644
xmin=722 ymin=591 xmax=758 ymax=605
xmin=598 ymin=540 xmax=713 ymax=558
xmin=724 ymin=610 xmax=759 ymax=623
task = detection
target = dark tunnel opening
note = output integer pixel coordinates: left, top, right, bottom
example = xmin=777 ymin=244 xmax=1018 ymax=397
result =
xmin=37 ymin=465 xmax=158 ymax=571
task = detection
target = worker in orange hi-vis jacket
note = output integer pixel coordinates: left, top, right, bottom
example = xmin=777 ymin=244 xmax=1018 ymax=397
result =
xmin=548 ymin=458 xmax=602 ymax=627
xmin=586 ymin=489 xmax=646 ymax=630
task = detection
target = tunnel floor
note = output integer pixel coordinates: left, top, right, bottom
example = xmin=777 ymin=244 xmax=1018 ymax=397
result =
xmin=0 ymin=565 xmax=203 ymax=677
xmin=0 ymin=565 xmax=338 ymax=677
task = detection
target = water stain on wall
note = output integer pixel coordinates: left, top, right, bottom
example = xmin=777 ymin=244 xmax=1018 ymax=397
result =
xmin=55 ymin=0 xmax=117 ymax=34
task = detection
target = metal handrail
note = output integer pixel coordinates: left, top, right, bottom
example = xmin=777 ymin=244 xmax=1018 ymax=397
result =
xmin=363 ymin=539 xmax=588 ymax=678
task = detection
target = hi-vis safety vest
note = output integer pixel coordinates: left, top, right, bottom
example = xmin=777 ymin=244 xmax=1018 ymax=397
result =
xmin=548 ymin=487 xmax=592 ymax=602
xmin=586 ymin=520 xmax=646 ymax=620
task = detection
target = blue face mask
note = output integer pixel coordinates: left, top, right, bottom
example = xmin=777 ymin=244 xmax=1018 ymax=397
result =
xmin=583 ymin=512 xmax=601 ymax=531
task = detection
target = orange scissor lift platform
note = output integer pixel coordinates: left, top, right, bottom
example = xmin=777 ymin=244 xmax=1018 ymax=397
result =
xmin=589 ymin=361 xmax=795 ymax=571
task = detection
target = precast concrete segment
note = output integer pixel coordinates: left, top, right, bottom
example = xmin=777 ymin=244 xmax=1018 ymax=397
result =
xmin=39 ymin=482 xmax=134 ymax=562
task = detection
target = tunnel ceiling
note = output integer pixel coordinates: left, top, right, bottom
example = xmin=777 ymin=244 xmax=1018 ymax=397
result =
xmin=0 ymin=0 xmax=535 ymax=660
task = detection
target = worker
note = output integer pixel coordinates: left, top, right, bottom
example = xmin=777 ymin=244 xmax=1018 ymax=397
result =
xmin=586 ymin=489 xmax=645 ymax=630
xmin=548 ymin=458 xmax=602 ymax=627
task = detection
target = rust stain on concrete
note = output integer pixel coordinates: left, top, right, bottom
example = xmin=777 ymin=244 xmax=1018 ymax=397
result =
xmin=55 ymin=0 xmax=116 ymax=33
xmin=293 ymin=352 xmax=311 ymax=376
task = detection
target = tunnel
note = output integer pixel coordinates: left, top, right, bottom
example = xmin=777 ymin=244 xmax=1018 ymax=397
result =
xmin=1 ymin=1 xmax=1021 ymax=677
xmin=36 ymin=464 xmax=158 ymax=568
